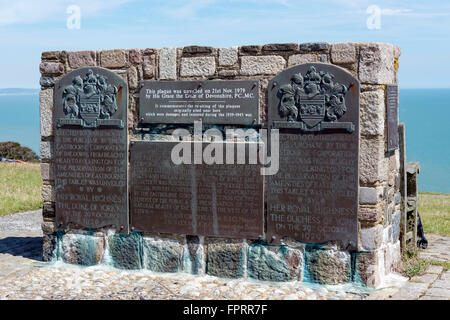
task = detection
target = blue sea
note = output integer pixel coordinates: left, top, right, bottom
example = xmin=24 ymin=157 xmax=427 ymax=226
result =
xmin=0 ymin=89 xmax=449 ymax=193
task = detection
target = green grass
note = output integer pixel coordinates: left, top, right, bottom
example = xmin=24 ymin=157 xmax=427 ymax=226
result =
xmin=418 ymin=192 xmax=450 ymax=236
xmin=429 ymin=260 xmax=450 ymax=271
xmin=0 ymin=163 xmax=43 ymax=216
xmin=401 ymin=250 xmax=430 ymax=278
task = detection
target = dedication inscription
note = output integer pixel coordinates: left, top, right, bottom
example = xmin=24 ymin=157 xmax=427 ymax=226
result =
xmin=386 ymin=84 xmax=399 ymax=152
xmin=54 ymin=67 xmax=128 ymax=232
xmin=130 ymin=141 xmax=264 ymax=239
xmin=139 ymin=80 xmax=259 ymax=125
xmin=267 ymin=63 xmax=359 ymax=249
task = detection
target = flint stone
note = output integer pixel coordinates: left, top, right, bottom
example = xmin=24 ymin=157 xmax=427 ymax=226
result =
xmin=40 ymin=76 xmax=54 ymax=87
xmin=108 ymin=232 xmax=142 ymax=269
xmin=394 ymin=192 xmax=402 ymax=205
xmin=100 ymin=49 xmax=127 ymax=68
xmin=183 ymin=46 xmax=213 ymax=55
xmin=300 ymin=42 xmax=329 ymax=52
xmin=42 ymin=234 xmax=57 ymax=262
xmin=40 ymin=89 xmax=53 ymax=137
xmin=247 ymin=242 xmax=304 ymax=282
xmin=305 ymin=248 xmax=351 ymax=285
xmin=40 ymin=141 xmax=54 ymax=160
xmin=128 ymin=49 xmax=143 ymax=65
xmin=331 ymin=43 xmax=357 ymax=64
xmin=360 ymin=90 xmax=385 ymax=136
xmin=180 ymin=56 xmax=216 ymax=77
xmin=41 ymin=220 xmax=57 ymax=234
xmin=359 ymin=206 xmax=383 ymax=223
xmin=67 ymin=51 xmax=96 ymax=68
xmin=359 ymin=186 xmax=383 ymax=205
xmin=41 ymin=162 xmax=54 ymax=181
xmin=41 ymin=51 xmax=60 ymax=60
xmin=392 ymin=210 xmax=401 ymax=242
xmin=359 ymin=43 xmax=395 ymax=84
xmin=184 ymin=235 xmax=204 ymax=275
xmin=360 ymin=224 xmax=383 ymax=251
xmin=40 ymin=62 xmax=64 ymax=75
xmin=143 ymin=55 xmax=155 ymax=79
xmin=360 ymin=138 xmax=388 ymax=184
xmin=356 ymin=252 xmax=380 ymax=288
xmin=42 ymin=203 xmax=55 ymax=218
xmin=262 ymin=43 xmax=298 ymax=51
xmin=240 ymin=55 xmax=285 ymax=76
xmin=62 ymin=233 xmax=105 ymax=266
xmin=206 ymin=240 xmax=247 ymax=278
xmin=41 ymin=184 xmax=55 ymax=202
xmin=143 ymin=237 xmax=183 ymax=273
xmin=218 ymin=47 xmax=238 ymax=66
xmin=239 ymin=45 xmax=261 ymax=55
xmin=288 ymin=54 xmax=320 ymax=67
xmin=158 ymin=47 xmax=177 ymax=80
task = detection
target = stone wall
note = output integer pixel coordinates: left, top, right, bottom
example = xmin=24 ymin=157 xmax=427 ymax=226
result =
xmin=39 ymin=42 xmax=402 ymax=288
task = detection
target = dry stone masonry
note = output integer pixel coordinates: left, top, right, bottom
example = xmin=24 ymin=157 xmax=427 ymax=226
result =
xmin=39 ymin=42 xmax=402 ymax=288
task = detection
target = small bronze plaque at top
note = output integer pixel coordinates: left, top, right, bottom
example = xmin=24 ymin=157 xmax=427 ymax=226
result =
xmin=53 ymin=67 xmax=128 ymax=233
xmin=138 ymin=80 xmax=259 ymax=125
xmin=386 ymin=84 xmax=399 ymax=152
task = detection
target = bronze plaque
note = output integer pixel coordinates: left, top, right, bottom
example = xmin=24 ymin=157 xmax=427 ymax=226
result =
xmin=130 ymin=141 xmax=264 ymax=239
xmin=267 ymin=63 xmax=359 ymax=249
xmin=54 ymin=67 xmax=128 ymax=232
xmin=139 ymin=80 xmax=259 ymax=125
xmin=386 ymin=84 xmax=399 ymax=152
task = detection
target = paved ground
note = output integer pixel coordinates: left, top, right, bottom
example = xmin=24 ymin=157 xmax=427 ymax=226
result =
xmin=0 ymin=210 xmax=447 ymax=300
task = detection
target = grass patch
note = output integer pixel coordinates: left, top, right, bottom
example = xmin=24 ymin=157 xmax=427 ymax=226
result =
xmin=429 ymin=260 xmax=450 ymax=271
xmin=418 ymin=192 xmax=450 ymax=236
xmin=400 ymin=250 xmax=430 ymax=278
xmin=0 ymin=163 xmax=42 ymax=216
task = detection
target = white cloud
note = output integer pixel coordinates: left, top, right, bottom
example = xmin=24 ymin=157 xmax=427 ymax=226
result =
xmin=0 ymin=0 xmax=132 ymax=25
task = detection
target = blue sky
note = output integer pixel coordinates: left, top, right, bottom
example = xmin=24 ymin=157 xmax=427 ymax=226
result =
xmin=0 ymin=0 xmax=449 ymax=88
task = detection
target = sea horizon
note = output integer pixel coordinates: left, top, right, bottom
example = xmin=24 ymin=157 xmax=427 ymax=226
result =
xmin=0 ymin=88 xmax=449 ymax=194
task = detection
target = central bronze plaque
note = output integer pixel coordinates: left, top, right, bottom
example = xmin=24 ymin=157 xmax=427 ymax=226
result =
xmin=267 ymin=63 xmax=359 ymax=249
xmin=130 ymin=141 xmax=264 ymax=239
xmin=54 ymin=67 xmax=128 ymax=232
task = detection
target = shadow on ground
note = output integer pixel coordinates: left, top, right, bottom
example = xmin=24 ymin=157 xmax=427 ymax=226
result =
xmin=0 ymin=236 xmax=42 ymax=261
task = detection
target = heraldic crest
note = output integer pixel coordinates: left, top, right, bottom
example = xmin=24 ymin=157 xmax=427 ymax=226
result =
xmin=57 ymin=69 xmax=124 ymax=128
xmin=275 ymin=66 xmax=355 ymax=132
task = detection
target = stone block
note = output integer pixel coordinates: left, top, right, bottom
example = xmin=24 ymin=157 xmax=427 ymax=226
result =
xmin=392 ymin=210 xmax=401 ymax=242
xmin=394 ymin=192 xmax=402 ymax=205
xmin=305 ymin=246 xmax=350 ymax=285
xmin=67 ymin=51 xmax=96 ymax=68
xmin=240 ymin=56 xmax=285 ymax=76
xmin=218 ymin=47 xmax=238 ymax=66
xmin=218 ymin=70 xmax=238 ymax=77
xmin=100 ymin=49 xmax=127 ymax=68
xmin=239 ymin=45 xmax=261 ymax=55
xmin=183 ymin=235 xmax=205 ymax=275
xmin=127 ymin=66 xmax=138 ymax=89
xmin=158 ymin=47 xmax=177 ymax=80
xmin=62 ymin=232 xmax=105 ymax=266
xmin=262 ymin=43 xmax=298 ymax=52
xmin=108 ymin=232 xmax=142 ymax=269
xmin=40 ymin=62 xmax=64 ymax=75
xmin=183 ymin=46 xmax=213 ymax=55
xmin=41 ymin=51 xmax=60 ymax=60
xmin=40 ymin=89 xmax=53 ymax=138
xmin=42 ymin=234 xmax=57 ymax=262
xmin=42 ymin=203 xmax=55 ymax=219
xmin=206 ymin=239 xmax=247 ymax=278
xmin=41 ymin=184 xmax=55 ymax=202
xmin=143 ymin=237 xmax=183 ymax=273
xmin=331 ymin=42 xmax=357 ymax=64
xmin=359 ymin=186 xmax=383 ymax=205
xmin=360 ymin=138 xmax=387 ymax=184
xmin=356 ymin=252 xmax=380 ymax=288
xmin=360 ymin=89 xmax=385 ymax=136
xmin=41 ymin=220 xmax=57 ymax=235
xmin=128 ymin=49 xmax=143 ymax=65
xmin=247 ymin=242 xmax=304 ymax=282
xmin=41 ymin=162 xmax=54 ymax=181
xmin=180 ymin=56 xmax=216 ymax=77
xmin=360 ymin=224 xmax=383 ymax=251
xmin=359 ymin=206 xmax=383 ymax=223
xmin=143 ymin=55 xmax=155 ymax=79
xmin=394 ymin=46 xmax=402 ymax=59
xmin=300 ymin=42 xmax=329 ymax=52
xmin=359 ymin=43 xmax=395 ymax=84
xmin=40 ymin=141 xmax=54 ymax=160
xmin=288 ymin=54 xmax=320 ymax=67
xmin=40 ymin=76 xmax=54 ymax=88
